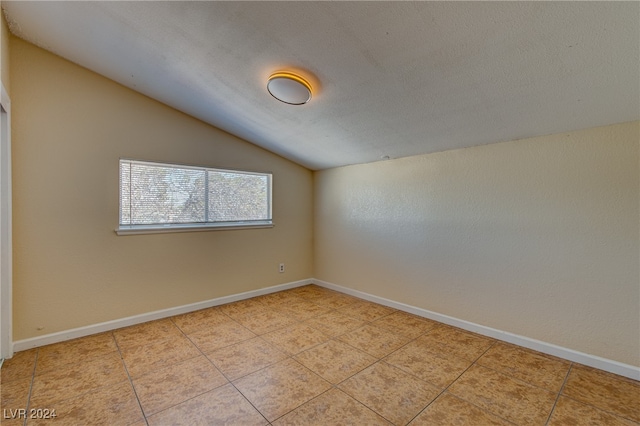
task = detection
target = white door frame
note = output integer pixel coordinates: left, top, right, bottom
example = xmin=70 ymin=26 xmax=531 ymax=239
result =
xmin=0 ymin=81 xmax=13 ymax=359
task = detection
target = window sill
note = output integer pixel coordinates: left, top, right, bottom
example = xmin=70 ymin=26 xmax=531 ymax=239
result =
xmin=115 ymin=221 xmax=273 ymax=235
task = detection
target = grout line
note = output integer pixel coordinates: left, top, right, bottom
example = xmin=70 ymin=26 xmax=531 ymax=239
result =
xmin=544 ymin=362 xmax=574 ymax=425
xmin=21 ymin=348 xmax=39 ymax=426
xmin=266 ymin=371 xmax=335 ymax=423
xmin=406 ymin=339 xmax=501 ymax=425
xmin=292 ymin=301 xmax=453 ymax=423
xmin=328 ymin=323 xmax=464 ymax=424
xmin=19 ymin=348 xmax=132 ymax=423
xmin=227 ymin=373 xmax=280 ymax=424
xmin=332 ymin=384 xmax=398 ymax=426
xmin=223 ymin=350 xmax=294 ymax=424
xmin=138 ymin=313 xmax=266 ymax=422
xmin=171 ymin=305 xmax=300 ymax=424
xmin=112 ymin=331 xmax=149 ymax=426
xmin=550 ymin=367 xmax=639 ymax=424
xmin=250 ymin=299 xmax=395 ymax=423
xmin=174 ymin=293 xmax=378 ymax=423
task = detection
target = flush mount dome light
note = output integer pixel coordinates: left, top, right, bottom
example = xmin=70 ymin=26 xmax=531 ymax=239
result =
xmin=267 ymin=72 xmax=312 ymax=105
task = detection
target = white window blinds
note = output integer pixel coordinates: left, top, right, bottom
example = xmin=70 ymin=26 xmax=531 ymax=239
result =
xmin=119 ymin=159 xmax=272 ymax=231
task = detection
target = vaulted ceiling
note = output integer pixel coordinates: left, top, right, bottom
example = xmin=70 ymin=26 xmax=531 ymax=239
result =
xmin=3 ymin=2 xmax=639 ymax=170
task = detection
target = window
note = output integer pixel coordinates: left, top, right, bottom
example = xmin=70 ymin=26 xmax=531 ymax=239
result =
xmin=118 ymin=159 xmax=272 ymax=234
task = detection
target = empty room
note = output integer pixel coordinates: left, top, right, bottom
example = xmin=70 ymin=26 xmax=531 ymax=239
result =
xmin=0 ymin=2 xmax=638 ymax=425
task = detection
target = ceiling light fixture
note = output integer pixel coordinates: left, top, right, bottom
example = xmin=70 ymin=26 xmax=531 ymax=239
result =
xmin=267 ymin=71 xmax=312 ymax=105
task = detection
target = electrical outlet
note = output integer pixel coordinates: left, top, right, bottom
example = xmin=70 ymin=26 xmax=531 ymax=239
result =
xmin=279 ymin=263 xmax=285 ymax=273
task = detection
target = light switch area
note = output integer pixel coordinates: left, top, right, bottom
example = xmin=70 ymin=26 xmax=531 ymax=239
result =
xmin=279 ymin=263 xmax=285 ymax=273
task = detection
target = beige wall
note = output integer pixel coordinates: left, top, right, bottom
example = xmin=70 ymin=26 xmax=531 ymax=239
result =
xmin=10 ymin=38 xmax=313 ymax=340
xmin=315 ymin=121 xmax=640 ymax=367
xmin=1 ymin=11 xmax=10 ymax=93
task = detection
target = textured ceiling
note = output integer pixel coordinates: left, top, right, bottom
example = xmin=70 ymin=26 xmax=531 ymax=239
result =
xmin=3 ymin=1 xmax=639 ymax=170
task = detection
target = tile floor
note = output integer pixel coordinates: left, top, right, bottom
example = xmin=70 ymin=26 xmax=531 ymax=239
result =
xmin=1 ymin=284 xmax=639 ymax=425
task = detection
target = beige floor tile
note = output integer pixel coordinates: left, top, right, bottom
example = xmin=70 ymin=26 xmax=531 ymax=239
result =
xmin=409 ymin=393 xmax=511 ymax=425
xmin=281 ymin=299 xmax=332 ymax=320
xmin=338 ymin=361 xmax=440 ymax=425
xmin=373 ymin=311 xmax=439 ymax=339
xmin=1 ymin=377 xmax=31 ymax=412
xmin=561 ymin=365 xmax=640 ymax=422
xmin=187 ymin=320 xmax=256 ymax=353
xmin=30 ymin=352 xmax=128 ymax=407
xmin=287 ymin=285 xmax=334 ymax=299
xmin=232 ymin=309 xmax=298 ymax=335
xmin=36 ymin=333 xmax=118 ymax=375
xmin=132 ymin=356 xmax=227 ymax=416
xmin=253 ymin=291 xmax=304 ymax=308
xmin=548 ymin=395 xmax=638 ymax=426
xmin=384 ymin=339 xmax=472 ymax=388
xmin=306 ymin=292 xmax=359 ymax=309
xmin=11 ymin=287 xmax=638 ymax=426
xmin=218 ymin=298 xmax=268 ymax=318
xmin=1 ymin=349 xmax=37 ymax=383
xmin=27 ymin=381 xmax=144 ymax=426
xmin=233 ymin=358 xmax=331 ymax=421
xmin=304 ymin=311 xmax=366 ymax=337
xmin=147 ymin=383 xmax=267 ymax=426
xmin=294 ymin=339 xmax=376 ymax=384
xmin=113 ymin=319 xmax=184 ymax=351
xmin=120 ymin=334 xmax=201 ymax=378
xmin=417 ymin=325 xmax=494 ymax=361
xmin=170 ymin=307 xmax=231 ymax=334
xmin=448 ymin=364 xmax=557 ymax=425
xmin=207 ymin=337 xmax=288 ymax=381
xmin=262 ymin=323 xmax=331 ymax=355
xmin=337 ymin=300 xmax=396 ymax=322
xmin=337 ymin=324 xmax=410 ymax=358
xmin=273 ymin=388 xmax=392 ymax=425
xmin=477 ymin=342 xmax=571 ymax=392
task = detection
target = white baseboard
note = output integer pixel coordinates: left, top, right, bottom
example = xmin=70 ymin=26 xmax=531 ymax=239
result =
xmin=314 ymin=279 xmax=640 ymax=381
xmin=11 ymin=277 xmax=639 ymax=381
xmin=12 ymin=279 xmax=313 ymax=353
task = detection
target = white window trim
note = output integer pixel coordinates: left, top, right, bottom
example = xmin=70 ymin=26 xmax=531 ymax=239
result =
xmin=116 ymin=159 xmax=273 ymax=235
xmin=116 ymin=221 xmax=274 ymax=235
